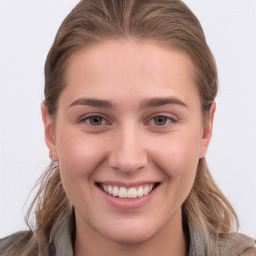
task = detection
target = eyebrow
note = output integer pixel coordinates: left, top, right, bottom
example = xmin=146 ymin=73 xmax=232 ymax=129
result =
xmin=69 ymin=96 xmax=188 ymax=110
xmin=140 ymin=97 xmax=188 ymax=109
xmin=69 ymin=98 xmax=113 ymax=109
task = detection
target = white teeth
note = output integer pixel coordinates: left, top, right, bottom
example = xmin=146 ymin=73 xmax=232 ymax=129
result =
xmin=103 ymin=185 xmax=108 ymax=193
xmin=137 ymin=186 xmax=144 ymax=197
xmin=112 ymin=186 xmax=119 ymax=196
xmin=100 ymin=184 xmax=156 ymax=199
xmin=128 ymin=187 xmax=137 ymax=198
xmin=143 ymin=186 xmax=149 ymax=196
xmin=108 ymin=185 xmax=112 ymax=195
xmin=119 ymin=187 xmax=127 ymax=198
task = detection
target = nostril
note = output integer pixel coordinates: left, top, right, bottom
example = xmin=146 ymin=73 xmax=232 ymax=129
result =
xmin=108 ymin=139 xmax=148 ymax=173
xmin=109 ymin=158 xmax=147 ymax=174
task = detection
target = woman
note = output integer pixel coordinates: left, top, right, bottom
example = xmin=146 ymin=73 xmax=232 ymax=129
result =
xmin=0 ymin=0 xmax=255 ymax=255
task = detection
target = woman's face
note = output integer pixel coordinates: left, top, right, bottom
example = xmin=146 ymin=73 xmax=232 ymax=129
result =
xmin=43 ymin=40 xmax=214 ymax=244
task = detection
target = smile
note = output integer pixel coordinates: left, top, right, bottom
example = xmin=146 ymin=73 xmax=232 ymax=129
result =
xmin=97 ymin=183 xmax=159 ymax=199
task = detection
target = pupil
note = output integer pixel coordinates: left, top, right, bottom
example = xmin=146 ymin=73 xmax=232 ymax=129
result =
xmin=90 ymin=116 xmax=102 ymax=125
xmin=154 ymin=116 xmax=166 ymax=126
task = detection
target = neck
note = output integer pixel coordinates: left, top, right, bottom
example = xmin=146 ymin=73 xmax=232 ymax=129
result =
xmin=74 ymin=209 xmax=187 ymax=256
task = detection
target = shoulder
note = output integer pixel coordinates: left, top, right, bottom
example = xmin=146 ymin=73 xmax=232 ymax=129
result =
xmin=218 ymin=232 xmax=256 ymax=256
xmin=0 ymin=231 xmax=33 ymax=255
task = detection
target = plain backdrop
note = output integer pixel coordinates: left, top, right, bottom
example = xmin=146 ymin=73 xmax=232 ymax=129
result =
xmin=0 ymin=0 xmax=255 ymax=238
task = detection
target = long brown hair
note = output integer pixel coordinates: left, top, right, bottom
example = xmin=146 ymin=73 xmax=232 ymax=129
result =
xmin=2 ymin=0 xmax=238 ymax=255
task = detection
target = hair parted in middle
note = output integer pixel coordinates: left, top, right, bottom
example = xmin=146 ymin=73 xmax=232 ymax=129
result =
xmin=19 ymin=1 xmax=238 ymax=255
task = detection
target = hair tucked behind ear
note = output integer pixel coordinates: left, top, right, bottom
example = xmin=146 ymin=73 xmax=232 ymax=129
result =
xmin=1 ymin=1 xmax=239 ymax=255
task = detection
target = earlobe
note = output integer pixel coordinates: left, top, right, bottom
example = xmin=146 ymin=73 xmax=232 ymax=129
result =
xmin=200 ymin=102 xmax=216 ymax=158
xmin=41 ymin=103 xmax=58 ymax=161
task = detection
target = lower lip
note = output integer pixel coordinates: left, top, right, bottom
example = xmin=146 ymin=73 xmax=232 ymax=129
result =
xmin=96 ymin=184 xmax=160 ymax=210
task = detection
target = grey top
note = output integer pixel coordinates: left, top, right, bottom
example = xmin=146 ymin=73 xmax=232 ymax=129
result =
xmin=44 ymin=210 xmax=256 ymax=256
xmin=1 ymin=209 xmax=255 ymax=256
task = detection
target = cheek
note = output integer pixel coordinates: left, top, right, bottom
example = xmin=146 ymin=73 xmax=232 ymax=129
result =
xmin=55 ymin=127 xmax=108 ymax=179
xmin=54 ymin=128 xmax=110 ymax=209
xmin=150 ymin=131 xmax=202 ymax=180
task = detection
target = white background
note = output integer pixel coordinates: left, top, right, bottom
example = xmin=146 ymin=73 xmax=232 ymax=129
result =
xmin=0 ymin=0 xmax=255 ymax=238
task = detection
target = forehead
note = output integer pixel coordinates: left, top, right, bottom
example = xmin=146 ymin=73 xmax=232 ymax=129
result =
xmin=62 ymin=40 xmax=199 ymax=107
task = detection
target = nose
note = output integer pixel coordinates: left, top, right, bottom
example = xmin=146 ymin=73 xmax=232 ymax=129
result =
xmin=108 ymin=125 xmax=148 ymax=174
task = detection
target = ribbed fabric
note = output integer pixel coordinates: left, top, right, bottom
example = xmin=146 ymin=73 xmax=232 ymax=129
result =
xmin=187 ymin=225 xmax=209 ymax=256
xmin=49 ymin=210 xmax=75 ymax=256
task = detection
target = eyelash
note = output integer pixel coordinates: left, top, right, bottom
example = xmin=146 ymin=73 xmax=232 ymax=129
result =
xmin=78 ymin=113 xmax=177 ymax=129
xmin=146 ymin=115 xmax=177 ymax=128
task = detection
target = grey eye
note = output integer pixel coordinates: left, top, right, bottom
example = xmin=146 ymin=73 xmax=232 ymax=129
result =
xmin=86 ymin=116 xmax=105 ymax=126
xmin=153 ymin=116 xmax=168 ymax=126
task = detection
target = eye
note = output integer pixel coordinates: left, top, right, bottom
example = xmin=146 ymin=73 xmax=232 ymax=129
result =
xmin=81 ymin=115 xmax=108 ymax=126
xmin=152 ymin=116 xmax=168 ymax=126
xmin=148 ymin=115 xmax=176 ymax=127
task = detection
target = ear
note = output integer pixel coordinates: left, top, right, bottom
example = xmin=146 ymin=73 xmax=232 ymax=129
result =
xmin=200 ymin=102 xmax=216 ymax=158
xmin=41 ymin=103 xmax=58 ymax=161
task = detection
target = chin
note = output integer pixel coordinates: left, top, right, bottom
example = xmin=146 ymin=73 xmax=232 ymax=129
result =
xmin=95 ymin=222 xmax=161 ymax=245
xmin=106 ymin=231 xmax=154 ymax=245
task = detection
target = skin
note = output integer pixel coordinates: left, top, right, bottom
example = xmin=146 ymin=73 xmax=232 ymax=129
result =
xmin=42 ymin=40 xmax=215 ymax=256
